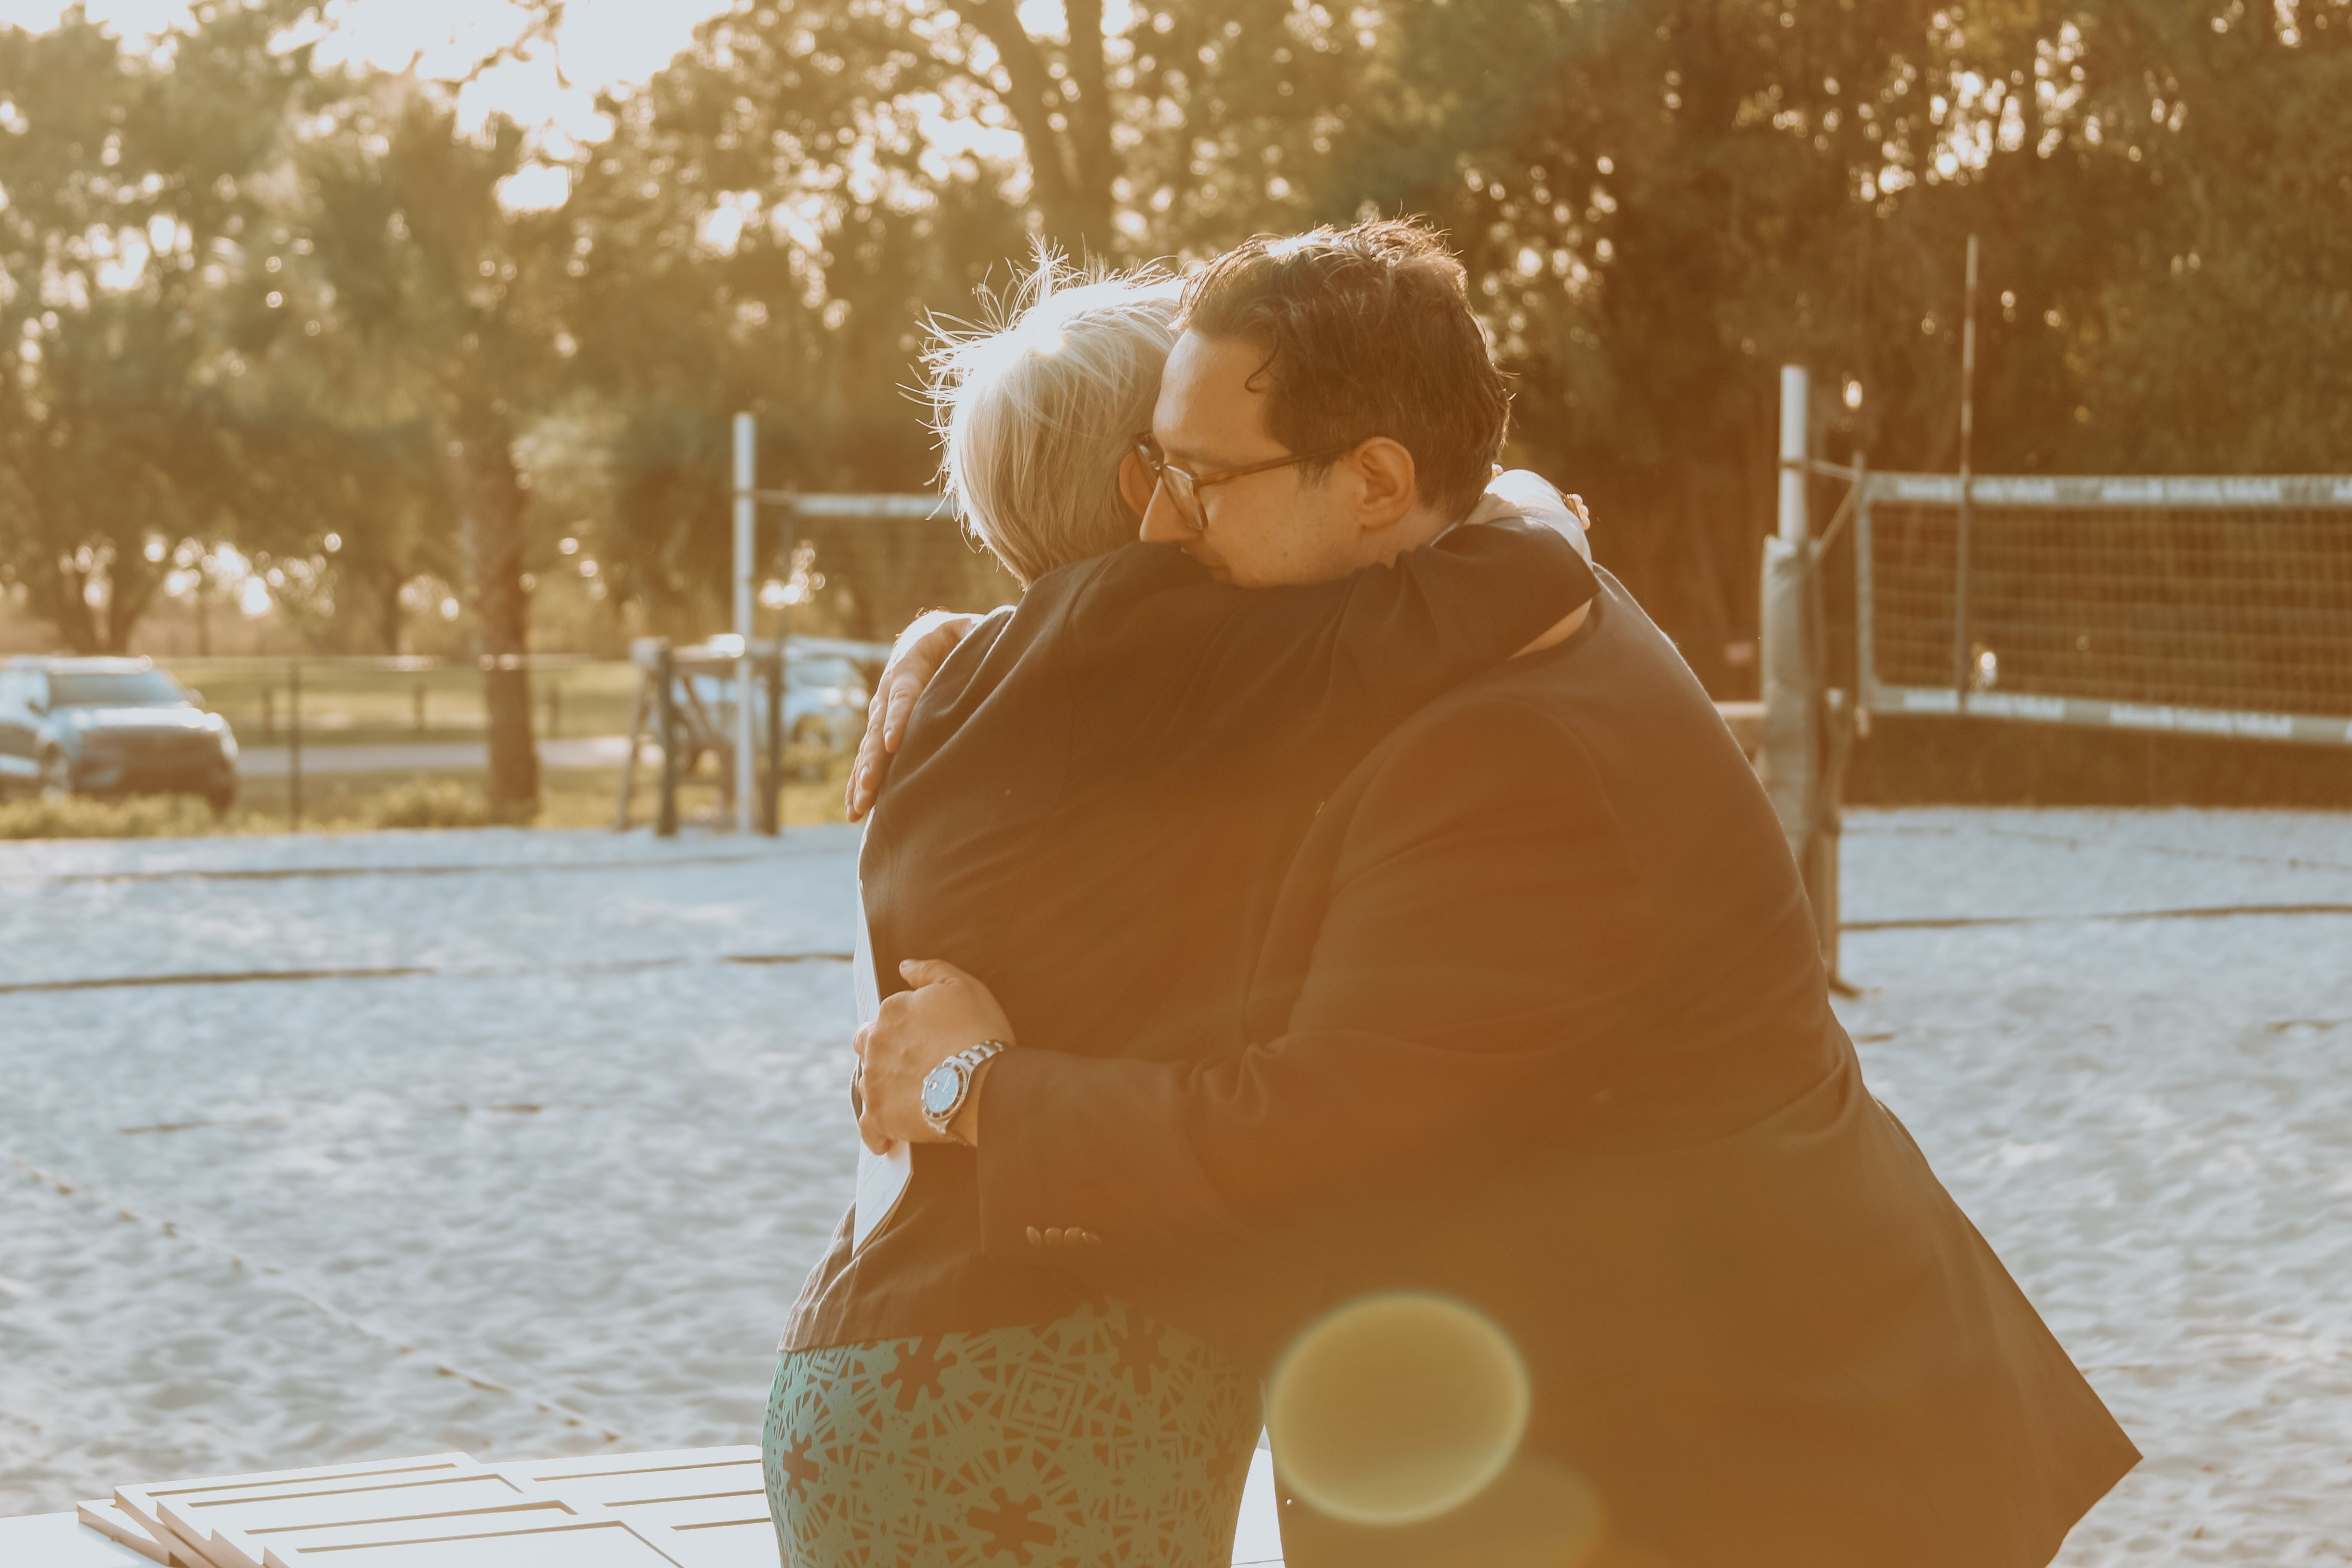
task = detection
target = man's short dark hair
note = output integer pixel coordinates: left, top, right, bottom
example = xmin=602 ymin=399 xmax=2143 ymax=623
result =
xmin=1179 ymin=218 xmax=1510 ymax=521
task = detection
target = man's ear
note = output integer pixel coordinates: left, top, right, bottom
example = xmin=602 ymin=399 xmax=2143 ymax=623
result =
xmin=1350 ymin=437 xmax=1420 ymax=531
xmin=1118 ymin=448 xmax=1157 ymax=525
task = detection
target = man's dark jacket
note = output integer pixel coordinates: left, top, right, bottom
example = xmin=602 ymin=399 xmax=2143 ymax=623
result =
xmin=978 ymin=570 xmax=2138 ymax=1568
xmin=784 ymin=519 xmax=1594 ymax=1351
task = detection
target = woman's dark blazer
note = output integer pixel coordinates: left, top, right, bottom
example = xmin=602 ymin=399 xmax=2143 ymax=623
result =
xmin=974 ymin=570 xmax=2140 ymax=1568
xmin=782 ymin=518 xmax=1596 ymax=1352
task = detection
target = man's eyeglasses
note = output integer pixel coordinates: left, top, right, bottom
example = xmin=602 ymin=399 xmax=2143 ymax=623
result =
xmin=1130 ymin=434 xmax=1360 ymax=533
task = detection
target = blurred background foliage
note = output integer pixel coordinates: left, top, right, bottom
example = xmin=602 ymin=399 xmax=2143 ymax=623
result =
xmin=2 ymin=0 xmax=2347 ymax=801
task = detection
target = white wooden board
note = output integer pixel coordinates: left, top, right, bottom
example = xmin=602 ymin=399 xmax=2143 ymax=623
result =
xmin=492 ymin=1449 xmax=770 ymax=1568
xmin=164 ymin=1475 xmax=544 ymax=1568
xmin=74 ymin=1500 xmax=178 ymax=1566
xmin=113 ymin=1455 xmax=484 ymax=1550
xmin=491 ymin=1448 xmax=761 ymax=1506
xmin=0 ymin=1509 xmax=174 ymax=1566
xmin=27 ymin=1438 xmax=1282 ymax=1568
xmin=259 ymin=1519 xmax=688 ymax=1568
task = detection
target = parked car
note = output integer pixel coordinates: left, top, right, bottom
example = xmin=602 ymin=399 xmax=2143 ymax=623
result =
xmin=0 ymin=656 xmax=239 ymax=813
xmin=679 ymin=640 xmax=879 ymax=776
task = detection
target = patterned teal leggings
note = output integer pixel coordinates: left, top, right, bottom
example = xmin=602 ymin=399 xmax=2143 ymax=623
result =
xmin=764 ymin=1299 xmax=1261 ymax=1567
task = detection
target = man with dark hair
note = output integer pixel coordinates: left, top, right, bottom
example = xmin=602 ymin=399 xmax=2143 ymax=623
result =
xmin=858 ymin=217 xmax=2136 ymax=1566
xmin=1179 ymin=220 xmax=1512 ymax=524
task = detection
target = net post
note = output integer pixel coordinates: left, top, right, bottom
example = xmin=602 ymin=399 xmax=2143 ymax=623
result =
xmin=775 ymin=498 xmax=794 ymax=839
xmin=733 ymin=413 xmax=757 ymax=835
xmin=1952 ymin=233 xmax=1980 ymax=707
xmin=1853 ymin=454 xmax=1876 ymax=716
xmin=615 ymin=651 xmax=651 ymax=831
xmin=655 ymin=639 xmax=679 ymax=839
xmin=288 ymin=659 xmax=302 ymax=833
xmin=1778 ymin=364 xmax=1810 ymax=544
xmin=1764 ymin=365 xmax=1819 ymax=870
xmin=762 ymin=644 xmax=784 ymax=837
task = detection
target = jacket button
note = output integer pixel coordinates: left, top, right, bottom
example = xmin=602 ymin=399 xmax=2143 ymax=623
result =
xmin=1025 ymin=1226 xmax=1043 ymax=1247
xmin=1080 ymin=1231 xmax=1101 ymax=1247
xmin=1044 ymin=1227 xmax=1065 ymax=1247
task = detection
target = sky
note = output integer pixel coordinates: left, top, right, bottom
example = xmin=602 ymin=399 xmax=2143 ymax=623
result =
xmin=0 ymin=0 xmax=722 ymax=149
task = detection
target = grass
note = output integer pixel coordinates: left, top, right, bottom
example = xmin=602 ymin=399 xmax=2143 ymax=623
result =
xmin=0 ymin=754 xmax=855 ymax=840
xmin=0 ymin=794 xmax=224 ymax=840
xmin=160 ymin=658 xmax=643 ymax=748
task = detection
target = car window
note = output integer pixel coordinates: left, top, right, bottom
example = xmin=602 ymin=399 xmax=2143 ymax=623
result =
xmin=48 ymin=670 xmax=187 ymax=708
xmin=788 ymin=657 xmax=860 ymax=692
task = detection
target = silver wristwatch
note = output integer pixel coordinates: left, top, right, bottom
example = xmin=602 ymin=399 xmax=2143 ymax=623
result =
xmin=919 ymin=1040 xmax=1009 ymax=1141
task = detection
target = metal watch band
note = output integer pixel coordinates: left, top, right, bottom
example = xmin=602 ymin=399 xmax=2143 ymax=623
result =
xmin=922 ymin=1039 xmax=1009 ymax=1139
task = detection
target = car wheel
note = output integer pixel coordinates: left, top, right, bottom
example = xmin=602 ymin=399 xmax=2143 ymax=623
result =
xmin=205 ymin=784 xmax=238 ymax=817
xmin=36 ymin=749 xmax=73 ymax=801
xmin=790 ymin=715 xmax=832 ymax=781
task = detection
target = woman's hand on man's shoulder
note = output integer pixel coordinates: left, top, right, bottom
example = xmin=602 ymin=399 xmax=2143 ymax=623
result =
xmin=846 ymin=612 xmax=987 ymax=820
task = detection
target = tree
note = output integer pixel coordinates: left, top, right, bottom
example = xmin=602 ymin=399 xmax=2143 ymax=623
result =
xmin=1231 ymin=0 xmax=2336 ymax=683
xmin=0 ymin=2 xmax=313 ymax=652
xmin=248 ymin=75 xmax=564 ymax=812
xmin=543 ymin=0 xmax=1389 ymax=637
xmin=2065 ymin=0 xmax=2352 ymax=472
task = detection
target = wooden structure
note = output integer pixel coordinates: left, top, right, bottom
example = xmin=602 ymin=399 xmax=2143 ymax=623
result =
xmin=613 ymin=638 xmax=786 ymax=838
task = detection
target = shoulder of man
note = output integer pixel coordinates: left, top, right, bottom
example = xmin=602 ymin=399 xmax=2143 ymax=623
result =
xmin=1302 ymin=572 xmax=1709 ymax=864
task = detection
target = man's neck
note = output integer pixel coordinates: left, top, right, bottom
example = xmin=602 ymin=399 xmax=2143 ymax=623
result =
xmin=1359 ymin=499 xmax=1455 ymax=568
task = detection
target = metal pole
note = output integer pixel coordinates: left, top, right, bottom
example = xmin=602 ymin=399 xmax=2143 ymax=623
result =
xmin=1853 ymin=453 xmax=1877 ymax=710
xmin=1762 ymin=365 xmax=1818 ymax=872
xmin=732 ymin=412 xmax=757 ymax=835
xmin=288 ymin=659 xmax=302 ymax=832
xmin=615 ymin=662 xmax=648 ymax=832
xmin=1952 ymin=232 xmax=1979 ymax=706
xmin=1777 ymin=364 xmax=1810 ymax=545
xmin=655 ymin=640 xmax=679 ymax=839
xmin=762 ymin=649 xmax=784 ymax=837
xmin=774 ymin=504 xmax=793 ymax=839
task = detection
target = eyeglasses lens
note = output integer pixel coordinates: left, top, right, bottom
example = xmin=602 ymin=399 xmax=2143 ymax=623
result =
xmin=1167 ymin=468 xmax=1204 ymax=531
xmin=1138 ymin=440 xmax=1205 ymax=532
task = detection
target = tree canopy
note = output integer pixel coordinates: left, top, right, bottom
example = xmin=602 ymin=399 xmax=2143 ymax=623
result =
xmin=2 ymin=0 xmax=2343 ymax=707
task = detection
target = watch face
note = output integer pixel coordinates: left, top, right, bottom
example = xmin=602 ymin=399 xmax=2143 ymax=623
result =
xmin=920 ymin=1063 xmax=962 ymax=1117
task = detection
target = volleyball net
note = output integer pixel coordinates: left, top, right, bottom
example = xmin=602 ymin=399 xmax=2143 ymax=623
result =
xmin=1856 ymin=473 xmax=2352 ymax=748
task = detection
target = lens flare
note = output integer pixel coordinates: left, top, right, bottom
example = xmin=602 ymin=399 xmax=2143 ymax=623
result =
xmin=1267 ymin=1292 xmax=1531 ymax=1526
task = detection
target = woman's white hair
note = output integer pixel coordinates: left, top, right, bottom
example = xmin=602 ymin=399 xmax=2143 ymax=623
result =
xmin=926 ymin=251 xmax=1181 ymax=586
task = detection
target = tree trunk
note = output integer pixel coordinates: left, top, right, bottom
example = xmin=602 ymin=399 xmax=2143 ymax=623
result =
xmin=105 ymin=552 xmax=164 ymax=654
xmin=36 ymin=553 xmax=102 ymax=654
xmin=443 ymin=405 xmax=539 ymax=816
xmin=961 ymin=0 xmax=1118 ymax=260
xmin=380 ymin=570 xmax=405 ymax=655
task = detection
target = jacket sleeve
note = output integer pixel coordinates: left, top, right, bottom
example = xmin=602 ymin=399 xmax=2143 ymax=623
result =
xmin=973 ymin=695 xmax=1649 ymax=1279
xmin=1066 ymin=519 xmax=1594 ymax=772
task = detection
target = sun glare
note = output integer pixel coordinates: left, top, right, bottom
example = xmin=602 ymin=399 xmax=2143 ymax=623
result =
xmin=0 ymin=0 xmax=719 ymax=144
xmin=1268 ymin=1292 xmax=1532 ymax=1527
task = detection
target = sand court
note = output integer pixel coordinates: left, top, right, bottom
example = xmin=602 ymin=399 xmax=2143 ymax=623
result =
xmin=3 ymin=811 xmax=2347 ymax=1562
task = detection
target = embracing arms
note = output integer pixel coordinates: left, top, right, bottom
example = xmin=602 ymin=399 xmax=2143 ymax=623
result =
xmin=848 ymin=477 xmax=1595 ymax=818
xmin=855 ymin=696 xmax=1649 ymax=1270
